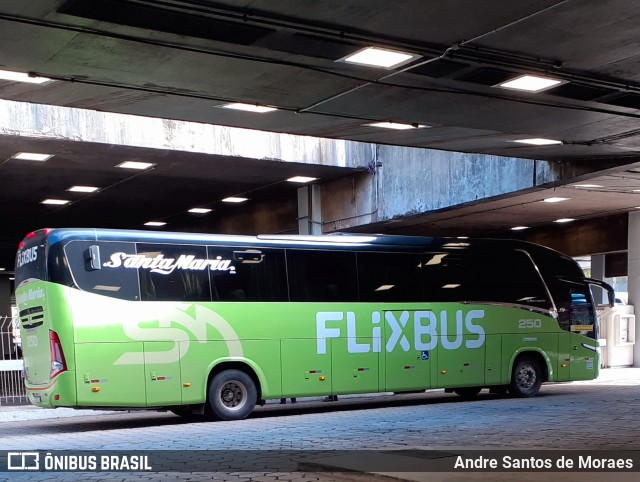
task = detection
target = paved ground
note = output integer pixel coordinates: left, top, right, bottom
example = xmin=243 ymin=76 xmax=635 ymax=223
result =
xmin=1 ymin=368 xmax=640 ymax=481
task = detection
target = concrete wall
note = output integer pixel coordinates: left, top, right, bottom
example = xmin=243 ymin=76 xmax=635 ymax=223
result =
xmin=318 ymin=145 xmax=554 ymax=232
xmin=214 ymin=192 xmax=298 ymax=235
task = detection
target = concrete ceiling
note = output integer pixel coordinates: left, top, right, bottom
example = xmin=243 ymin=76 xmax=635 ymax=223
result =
xmin=1 ymin=0 xmax=640 ymax=270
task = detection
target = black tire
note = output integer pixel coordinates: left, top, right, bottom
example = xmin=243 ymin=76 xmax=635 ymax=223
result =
xmin=509 ymin=357 xmax=542 ymax=397
xmin=453 ymin=387 xmax=482 ymax=399
xmin=208 ymin=369 xmax=257 ymax=421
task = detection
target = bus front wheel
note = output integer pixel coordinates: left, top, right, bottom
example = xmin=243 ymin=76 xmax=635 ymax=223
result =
xmin=208 ymin=369 xmax=257 ymax=421
xmin=509 ymin=357 xmax=542 ymax=397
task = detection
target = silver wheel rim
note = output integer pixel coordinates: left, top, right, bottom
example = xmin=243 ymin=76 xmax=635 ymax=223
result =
xmin=219 ymin=380 xmax=246 ymax=411
xmin=516 ymin=364 xmax=537 ymax=390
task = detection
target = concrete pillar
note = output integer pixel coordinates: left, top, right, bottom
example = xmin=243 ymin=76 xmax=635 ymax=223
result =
xmin=297 ymin=185 xmax=322 ymax=235
xmin=0 ymin=275 xmax=10 ymax=317
xmin=591 ymin=254 xmax=606 ymax=305
xmin=628 ymin=211 xmax=640 ymax=366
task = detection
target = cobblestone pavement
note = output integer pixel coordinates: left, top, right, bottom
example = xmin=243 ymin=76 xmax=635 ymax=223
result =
xmin=2 ymin=369 xmax=640 ymax=481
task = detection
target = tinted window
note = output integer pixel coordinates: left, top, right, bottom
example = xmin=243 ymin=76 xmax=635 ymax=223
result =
xmin=64 ymin=240 xmax=140 ymax=301
xmin=209 ymin=247 xmax=288 ymax=301
xmin=287 ymin=250 xmax=358 ymax=302
xmin=358 ymin=252 xmax=421 ymax=302
xmin=15 ymin=231 xmax=48 ymax=286
xmin=422 ymin=251 xmax=551 ymax=309
xmin=137 ymin=243 xmax=211 ymax=302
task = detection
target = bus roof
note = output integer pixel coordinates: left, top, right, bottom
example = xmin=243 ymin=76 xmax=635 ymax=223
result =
xmin=31 ymin=227 xmax=570 ymax=260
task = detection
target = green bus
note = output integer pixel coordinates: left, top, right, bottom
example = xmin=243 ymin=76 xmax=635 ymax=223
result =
xmin=15 ymin=228 xmax=613 ymax=420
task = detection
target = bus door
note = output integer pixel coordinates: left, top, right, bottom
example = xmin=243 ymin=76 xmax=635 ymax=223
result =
xmin=557 ymin=286 xmax=600 ymax=381
xmin=384 ymin=310 xmax=432 ymax=392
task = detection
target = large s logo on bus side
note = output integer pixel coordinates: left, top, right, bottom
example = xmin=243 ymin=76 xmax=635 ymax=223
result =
xmin=316 ymin=309 xmax=485 ymax=354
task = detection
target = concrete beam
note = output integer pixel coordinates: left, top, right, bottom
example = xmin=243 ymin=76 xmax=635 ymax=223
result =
xmin=0 ymin=99 xmax=371 ymax=168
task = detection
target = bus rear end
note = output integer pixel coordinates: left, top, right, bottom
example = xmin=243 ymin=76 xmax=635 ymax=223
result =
xmin=15 ymin=229 xmax=74 ymax=408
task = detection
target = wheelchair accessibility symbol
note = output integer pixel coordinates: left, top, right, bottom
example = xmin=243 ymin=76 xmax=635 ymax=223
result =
xmin=420 ymin=351 xmax=429 ymax=361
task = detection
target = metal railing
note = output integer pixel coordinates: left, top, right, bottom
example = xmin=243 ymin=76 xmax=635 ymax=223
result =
xmin=0 ymin=316 xmax=27 ymax=405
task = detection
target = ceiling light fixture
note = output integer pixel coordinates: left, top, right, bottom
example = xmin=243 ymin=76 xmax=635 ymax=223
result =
xmin=554 ymin=218 xmax=575 ymax=223
xmin=222 ymin=196 xmax=249 ymax=203
xmin=144 ymin=221 xmax=166 ymax=226
xmin=513 ymin=138 xmax=563 ymax=146
xmin=574 ymin=184 xmax=604 ymax=189
xmin=287 ymin=176 xmax=318 ymax=183
xmin=0 ymin=69 xmax=52 ymax=84
xmin=511 ymin=226 xmax=529 ymax=231
xmin=12 ymin=152 xmax=54 ymax=161
xmin=41 ymin=199 xmax=70 ymax=205
xmin=498 ymin=74 xmax=562 ymax=92
xmin=67 ymin=185 xmax=99 ymax=193
xmin=542 ymin=197 xmax=570 ymax=203
xmin=365 ymin=122 xmax=428 ymax=130
xmin=188 ymin=207 xmax=212 ymax=214
xmin=341 ymin=47 xmax=418 ymax=69
xmin=221 ymin=103 xmax=277 ymax=113
xmin=116 ymin=161 xmax=155 ymax=170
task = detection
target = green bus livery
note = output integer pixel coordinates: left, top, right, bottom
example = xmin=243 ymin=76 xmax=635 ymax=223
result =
xmin=14 ymin=228 xmax=613 ymax=420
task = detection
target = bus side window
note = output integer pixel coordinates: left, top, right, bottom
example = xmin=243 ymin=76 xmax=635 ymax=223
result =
xmin=209 ymin=247 xmax=288 ymax=302
xmin=421 ymin=253 xmax=467 ymax=302
xmin=287 ymin=249 xmax=358 ymax=302
xmin=63 ymin=241 xmax=140 ymax=301
xmin=357 ymin=252 xmax=421 ymax=302
xmin=137 ymin=243 xmax=211 ymax=302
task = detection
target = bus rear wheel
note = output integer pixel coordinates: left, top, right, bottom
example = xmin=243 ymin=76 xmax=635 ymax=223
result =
xmin=208 ymin=369 xmax=257 ymax=421
xmin=509 ymin=357 xmax=542 ymax=397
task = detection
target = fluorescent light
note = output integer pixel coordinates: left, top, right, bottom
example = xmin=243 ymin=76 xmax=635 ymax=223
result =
xmin=67 ymin=185 xmax=99 ymax=193
xmin=12 ymin=152 xmax=53 ymax=161
xmin=365 ymin=122 xmax=428 ymax=130
xmin=555 ymin=218 xmax=575 ymax=223
xmin=116 ymin=161 xmax=155 ymax=170
xmin=542 ymin=197 xmax=570 ymax=203
xmin=144 ymin=221 xmax=166 ymax=226
xmin=221 ymin=103 xmax=277 ymax=113
xmin=374 ymin=284 xmax=395 ymax=292
xmin=287 ymin=176 xmax=318 ymax=183
xmin=0 ymin=69 xmax=52 ymax=84
xmin=0 ymin=268 xmax=5 ymax=271
xmin=188 ymin=207 xmax=212 ymax=214
xmin=342 ymin=47 xmax=418 ymax=69
xmin=498 ymin=74 xmax=562 ymax=92
xmin=574 ymin=184 xmax=603 ymax=189
xmin=513 ymin=138 xmax=562 ymax=146
xmin=511 ymin=226 xmax=529 ymax=231
xmin=222 ymin=196 xmax=249 ymax=203
xmin=41 ymin=199 xmax=70 ymax=205
xmin=442 ymin=284 xmax=461 ymax=289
